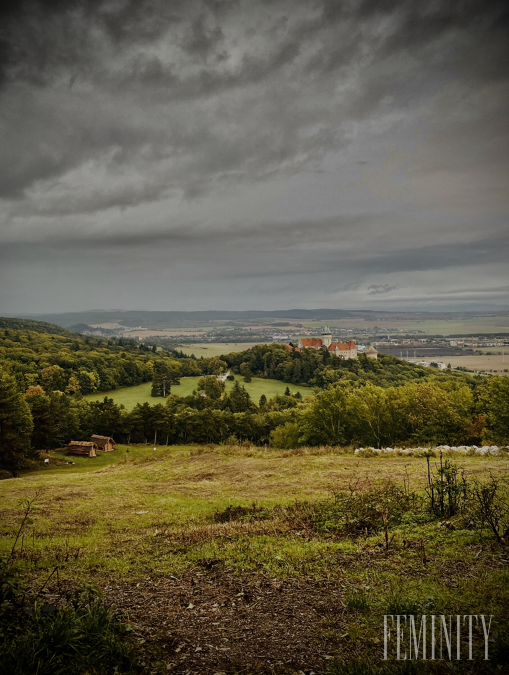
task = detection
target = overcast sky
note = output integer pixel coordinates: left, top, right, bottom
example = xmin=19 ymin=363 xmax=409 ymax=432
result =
xmin=0 ymin=0 xmax=508 ymax=314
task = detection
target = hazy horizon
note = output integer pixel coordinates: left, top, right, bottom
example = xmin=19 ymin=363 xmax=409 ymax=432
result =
xmin=7 ymin=306 xmax=509 ymax=324
xmin=1 ymin=0 xmax=508 ymax=314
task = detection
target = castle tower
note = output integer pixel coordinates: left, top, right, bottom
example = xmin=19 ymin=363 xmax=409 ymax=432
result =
xmin=322 ymin=325 xmax=332 ymax=348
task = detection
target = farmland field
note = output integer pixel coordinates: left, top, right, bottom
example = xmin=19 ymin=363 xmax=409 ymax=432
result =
xmin=177 ymin=342 xmax=268 ymax=358
xmin=123 ymin=330 xmax=209 ymax=338
xmin=84 ymin=376 xmax=311 ymax=409
xmin=1 ymin=447 xmax=508 ymax=672
xmin=303 ymin=317 xmax=509 ymax=336
xmin=407 ymin=353 xmax=509 ymax=375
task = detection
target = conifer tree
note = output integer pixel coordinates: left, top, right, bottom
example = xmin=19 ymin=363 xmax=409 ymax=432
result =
xmin=0 ymin=370 xmax=34 ymax=472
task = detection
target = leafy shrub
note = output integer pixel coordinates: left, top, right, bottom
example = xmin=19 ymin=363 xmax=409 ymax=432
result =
xmin=213 ymin=503 xmax=271 ymax=523
xmin=0 ymin=566 xmax=133 ymax=675
xmin=0 ymin=559 xmax=24 ymax=621
xmin=0 ymin=601 xmax=133 ymax=674
xmin=270 ymin=421 xmax=301 ymax=449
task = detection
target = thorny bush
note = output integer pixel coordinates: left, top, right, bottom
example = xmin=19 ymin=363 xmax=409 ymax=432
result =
xmin=283 ymin=480 xmax=419 ymax=539
xmin=425 ymin=454 xmax=469 ymax=518
xmin=213 ymin=502 xmax=272 ymax=523
xmin=468 ymin=474 xmax=509 ymax=545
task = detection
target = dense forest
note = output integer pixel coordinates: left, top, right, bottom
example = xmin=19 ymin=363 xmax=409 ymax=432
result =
xmin=0 ymin=319 xmax=508 ymax=473
xmin=0 ymin=317 xmax=73 ymax=336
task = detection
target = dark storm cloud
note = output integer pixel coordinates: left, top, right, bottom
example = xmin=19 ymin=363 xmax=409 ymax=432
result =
xmin=0 ymin=0 xmax=508 ymax=312
xmin=0 ymin=0 xmax=507 ymax=202
xmin=368 ymin=284 xmax=401 ymax=296
xmin=2 ymin=216 xmax=507 ymax=279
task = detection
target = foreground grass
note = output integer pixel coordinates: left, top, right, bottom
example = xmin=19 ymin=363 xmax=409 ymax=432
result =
xmin=1 ymin=447 xmax=508 ymax=672
xmin=0 ymin=591 xmax=134 ymax=675
xmin=2 ymin=447 xmax=508 ymax=579
xmin=84 ymin=376 xmax=310 ymax=409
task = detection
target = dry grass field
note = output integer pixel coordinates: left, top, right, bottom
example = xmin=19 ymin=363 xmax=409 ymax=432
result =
xmin=122 ymin=330 xmax=209 ymax=338
xmin=408 ymin=354 xmax=509 ymax=374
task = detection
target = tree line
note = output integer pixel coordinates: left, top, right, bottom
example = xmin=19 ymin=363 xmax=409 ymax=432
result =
xmin=1 ymin=366 xmax=508 ymax=474
xmin=1 ymin=323 xmax=508 ymax=473
xmin=0 ymin=326 xmax=227 ymax=396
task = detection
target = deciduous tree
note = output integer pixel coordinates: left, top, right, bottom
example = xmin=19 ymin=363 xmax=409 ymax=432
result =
xmin=198 ymin=376 xmax=225 ymax=400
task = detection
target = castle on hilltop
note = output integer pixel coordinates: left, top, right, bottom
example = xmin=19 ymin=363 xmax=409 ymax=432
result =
xmin=286 ymin=326 xmax=358 ymax=360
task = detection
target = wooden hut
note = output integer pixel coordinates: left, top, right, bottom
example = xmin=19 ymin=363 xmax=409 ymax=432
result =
xmin=66 ymin=441 xmax=98 ymax=457
xmin=90 ymin=435 xmax=116 ymax=452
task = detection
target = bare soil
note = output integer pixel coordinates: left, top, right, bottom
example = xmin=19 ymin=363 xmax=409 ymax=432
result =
xmin=103 ymin=568 xmax=345 ymax=673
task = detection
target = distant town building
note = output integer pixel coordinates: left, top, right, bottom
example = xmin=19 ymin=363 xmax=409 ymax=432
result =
xmin=287 ymin=326 xmax=358 ymax=360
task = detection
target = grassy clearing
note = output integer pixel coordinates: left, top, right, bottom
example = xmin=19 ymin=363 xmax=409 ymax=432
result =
xmin=2 ymin=448 xmax=508 ymax=578
xmin=84 ymin=376 xmax=310 ymax=409
xmin=2 ymin=448 xmax=508 ymax=672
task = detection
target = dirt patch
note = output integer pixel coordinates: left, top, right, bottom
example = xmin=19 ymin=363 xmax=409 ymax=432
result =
xmin=187 ymin=454 xmax=218 ymax=463
xmin=47 ymin=512 xmax=98 ymax=534
xmin=188 ymin=472 xmax=218 ymax=482
xmin=52 ymin=490 xmax=91 ymax=501
xmin=103 ymin=570 xmax=345 ymax=673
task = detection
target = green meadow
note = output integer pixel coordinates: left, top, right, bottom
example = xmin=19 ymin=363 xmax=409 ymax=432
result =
xmin=3 ymin=446 xmax=508 ymax=579
xmin=84 ymin=376 xmax=311 ymax=409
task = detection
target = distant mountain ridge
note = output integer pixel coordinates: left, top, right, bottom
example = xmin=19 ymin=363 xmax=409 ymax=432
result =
xmin=11 ymin=307 xmax=509 ymax=330
xmin=18 ymin=309 xmax=362 ymax=327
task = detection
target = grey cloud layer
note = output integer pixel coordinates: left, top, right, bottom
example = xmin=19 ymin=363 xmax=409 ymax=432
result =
xmin=0 ymin=0 xmax=508 ymax=312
